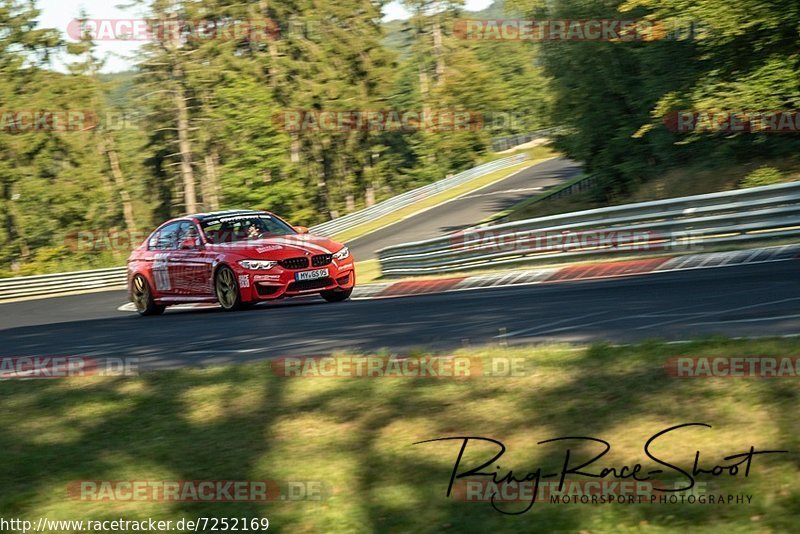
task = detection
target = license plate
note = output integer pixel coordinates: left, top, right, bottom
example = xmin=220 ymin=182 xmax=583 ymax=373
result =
xmin=295 ymin=268 xmax=329 ymax=281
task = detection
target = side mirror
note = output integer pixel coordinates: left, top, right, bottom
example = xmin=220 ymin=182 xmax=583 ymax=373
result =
xmin=294 ymin=226 xmax=309 ymax=234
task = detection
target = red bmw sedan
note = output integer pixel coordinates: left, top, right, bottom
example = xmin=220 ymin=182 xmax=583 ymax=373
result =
xmin=127 ymin=210 xmax=355 ymax=315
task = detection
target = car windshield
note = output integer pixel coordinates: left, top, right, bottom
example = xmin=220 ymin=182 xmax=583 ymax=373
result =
xmin=200 ymin=214 xmax=297 ymax=244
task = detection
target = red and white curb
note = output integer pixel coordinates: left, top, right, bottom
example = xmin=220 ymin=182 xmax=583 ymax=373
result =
xmin=118 ymin=244 xmax=799 ymax=311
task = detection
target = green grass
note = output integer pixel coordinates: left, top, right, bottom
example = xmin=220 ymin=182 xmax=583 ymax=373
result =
xmin=477 ymin=172 xmax=589 ymax=225
xmin=330 ymin=146 xmax=558 ymax=243
xmin=2 ymin=337 xmax=799 ymax=532
xmin=354 ymin=259 xmax=381 ymax=285
xmin=508 ymin=157 xmax=800 ymax=223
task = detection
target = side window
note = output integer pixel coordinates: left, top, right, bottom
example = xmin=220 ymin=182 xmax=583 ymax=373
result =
xmin=175 ymin=222 xmax=201 ymax=249
xmin=148 ymin=222 xmax=182 ymax=251
xmin=202 ymin=221 xmax=222 ymax=243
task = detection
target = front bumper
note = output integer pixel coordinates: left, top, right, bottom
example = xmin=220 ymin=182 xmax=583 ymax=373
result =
xmin=235 ymin=258 xmax=355 ymax=301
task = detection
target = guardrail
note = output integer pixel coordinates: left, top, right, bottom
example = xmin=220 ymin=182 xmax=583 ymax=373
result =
xmin=378 ymin=180 xmax=800 ymax=277
xmin=309 ymin=153 xmax=530 ymax=237
xmin=0 ymin=267 xmax=128 ymax=300
xmin=490 ymin=129 xmax=557 ymax=152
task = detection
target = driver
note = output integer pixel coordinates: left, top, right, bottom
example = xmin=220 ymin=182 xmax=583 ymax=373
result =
xmin=245 ymin=220 xmax=263 ymax=239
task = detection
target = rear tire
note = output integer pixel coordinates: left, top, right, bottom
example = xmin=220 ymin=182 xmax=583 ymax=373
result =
xmin=321 ymin=288 xmax=353 ymax=303
xmin=131 ymin=274 xmax=165 ymax=316
xmin=215 ymin=265 xmax=243 ymax=311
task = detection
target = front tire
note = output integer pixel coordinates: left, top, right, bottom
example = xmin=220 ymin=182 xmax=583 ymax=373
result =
xmin=131 ymin=274 xmax=165 ymax=316
xmin=321 ymin=288 xmax=353 ymax=303
xmin=215 ymin=265 xmax=243 ymax=311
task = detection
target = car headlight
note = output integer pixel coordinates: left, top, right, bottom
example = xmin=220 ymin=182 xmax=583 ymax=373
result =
xmin=238 ymin=259 xmax=277 ymax=270
xmin=333 ymin=246 xmax=350 ymax=261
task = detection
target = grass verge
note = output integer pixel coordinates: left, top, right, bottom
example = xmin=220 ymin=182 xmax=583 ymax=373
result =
xmin=1 ymin=337 xmax=798 ymax=532
xmin=330 ymin=146 xmax=557 ymax=243
xmin=354 ymin=259 xmax=381 ymax=285
xmin=508 ymin=157 xmax=800 ymax=223
xmin=477 ymin=172 xmax=589 ymax=225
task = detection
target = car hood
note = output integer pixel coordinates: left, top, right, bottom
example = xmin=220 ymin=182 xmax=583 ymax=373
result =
xmin=205 ymin=234 xmax=345 ymax=259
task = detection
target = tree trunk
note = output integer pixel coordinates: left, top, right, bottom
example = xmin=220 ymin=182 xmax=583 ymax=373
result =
xmin=432 ymin=19 xmax=445 ymax=86
xmin=259 ymin=0 xmax=282 ymax=88
xmin=418 ymin=65 xmax=430 ymax=116
xmin=291 ymin=133 xmax=301 ymax=163
xmin=174 ymin=79 xmax=197 ymax=213
xmin=104 ymin=136 xmax=137 ymax=234
xmin=2 ymin=181 xmax=29 ymax=259
xmin=202 ymin=149 xmax=221 ymax=210
xmin=167 ymin=9 xmax=197 ymax=214
xmin=267 ymin=41 xmax=282 ymax=88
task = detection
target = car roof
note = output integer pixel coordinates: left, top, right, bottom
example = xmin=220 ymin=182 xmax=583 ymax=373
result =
xmin=188 ymin=209 xmax=271 ymax=222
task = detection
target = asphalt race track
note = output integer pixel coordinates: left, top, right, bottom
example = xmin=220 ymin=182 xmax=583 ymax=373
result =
xmin=348 ymin=157 xmax=582 ymax=259
xmin=2 ymin=260 xmax=798 ymax=370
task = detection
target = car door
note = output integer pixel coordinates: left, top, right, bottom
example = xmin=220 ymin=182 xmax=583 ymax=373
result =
xmin=147 ymin=221 xmax=181 ymax=295
xmin=170 ymin=221 xmax=215 ymax=296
